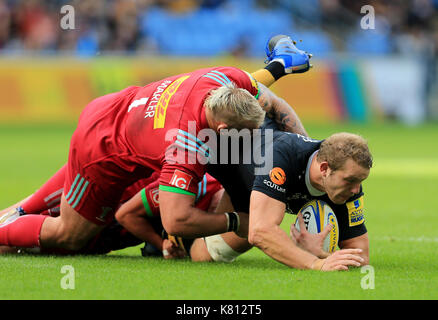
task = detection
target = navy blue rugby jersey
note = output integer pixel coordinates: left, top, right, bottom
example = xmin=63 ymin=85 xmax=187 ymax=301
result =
xmin=207 ymin=118 xmax=367 ymax=242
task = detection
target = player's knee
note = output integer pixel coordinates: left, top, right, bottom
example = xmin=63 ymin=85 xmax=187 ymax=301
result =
xmin=190 ymin=238 xmax=214 ymax=262
xmin=204 ymin=235 xmax=241 ymax=263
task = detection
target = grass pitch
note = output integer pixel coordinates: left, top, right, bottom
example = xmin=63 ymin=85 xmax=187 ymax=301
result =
xmin=0 ymin=121 xmax=437 ymax=300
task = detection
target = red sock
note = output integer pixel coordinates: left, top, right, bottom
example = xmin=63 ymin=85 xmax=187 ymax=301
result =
xmin=21 ymin=164 xmax=66 ymax=214
xmin=0 ymin=215 xmax=48 ymax=247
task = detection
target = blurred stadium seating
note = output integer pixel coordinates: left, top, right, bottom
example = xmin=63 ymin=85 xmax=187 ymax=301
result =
xmin=0 ymin=0 xmax=436 ymax=57
xmin=0 ymin=0 xmax=437 ymax=124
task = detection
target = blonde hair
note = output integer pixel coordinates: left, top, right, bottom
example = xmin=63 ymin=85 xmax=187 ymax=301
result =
xmin=204 ymin=82 xmax=265 ymax=130
xmin=317 ymin=132 xmax=373 ymax=171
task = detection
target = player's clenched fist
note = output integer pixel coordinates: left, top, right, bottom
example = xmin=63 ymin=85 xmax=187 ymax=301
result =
xmin=311 ymin=249 xmax=364 ymax=271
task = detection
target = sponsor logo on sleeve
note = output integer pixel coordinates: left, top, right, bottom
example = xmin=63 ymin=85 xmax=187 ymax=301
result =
xmin=263 ymin=179 xmax=286 ymax=193
xmin=170 ymin=170 xmax=193 ymax=191
xmin=346 ymin=196 xmax=365 ymax=226
xmin=149 ymin=187 xmax=160 ymax=208
xmin=269 ymin=167 xmax=286 ymax=185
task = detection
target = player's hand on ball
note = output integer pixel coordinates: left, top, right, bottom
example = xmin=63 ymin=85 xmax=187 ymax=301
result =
xmin=290 ymin=212 xmax=332 ymax=258
xmin=313 ymin=248 xmax=364 ymax=271
xmin=162 ymin=239 xmax=186 ymax=259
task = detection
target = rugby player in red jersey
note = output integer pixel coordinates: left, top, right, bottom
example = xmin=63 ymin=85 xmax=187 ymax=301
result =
xmin=115 ymin=171 xmax=225 ymax=258
xmin=0 ymin=35 xmax=312 ymax=254
xmin=0 ymin=165 xmax=227 ymax=260
xmin=0 ymin=168 xmax=224 ymax=259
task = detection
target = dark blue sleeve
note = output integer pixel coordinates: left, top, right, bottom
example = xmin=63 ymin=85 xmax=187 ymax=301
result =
xmin=252 ymin=141 xmax=291 ymax=204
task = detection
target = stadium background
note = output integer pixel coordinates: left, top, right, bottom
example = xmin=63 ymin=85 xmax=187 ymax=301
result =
xmin=0 ymin=0 xmax=438 ymax=300
xmin=0 ymin=0 xmax=436 ymax=125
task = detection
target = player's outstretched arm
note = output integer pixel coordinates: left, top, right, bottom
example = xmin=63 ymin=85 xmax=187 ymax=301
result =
xmin=256 ymin=83 xmax=308 ymax=136
xmin=159 ymin=189 xmax=248 ymax=238
xmin=248 ymin=191 xmax=364 ymax=271
xmin=339 ymin=233 xmax=369 ymax=266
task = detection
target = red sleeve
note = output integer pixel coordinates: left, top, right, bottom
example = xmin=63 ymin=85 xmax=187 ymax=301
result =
xmin=141 ymin=178 xmax=161 ymax=217
xmin=120 ymin=171 xmax=160 ymax=203
xmin=158 ymin=67 xmax=258 ymax=196
xmin=194 ymin=173 xmax=224 ymax=211
xmin=159 ymin=143 xmax=207 ymax=196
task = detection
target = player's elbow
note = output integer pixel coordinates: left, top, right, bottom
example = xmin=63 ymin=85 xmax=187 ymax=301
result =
xmin=115 ymin=205 xmax=142 ymax=229
xmin=248 ymin=225 xmax=269 ymax=249
xmin=161 ymin=209 xmax=192 ymax=236
xmin=115 ymin=208 xmax=128 ymax=225
xmin=159 ymin=190 xmax=196 ymax=236
xmin=162 ymin=219 xmax=186 ymax=236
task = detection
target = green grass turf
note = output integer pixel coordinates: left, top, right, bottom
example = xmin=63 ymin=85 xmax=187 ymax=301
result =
xmin=0 ymin=121 xmax=437 ymax=300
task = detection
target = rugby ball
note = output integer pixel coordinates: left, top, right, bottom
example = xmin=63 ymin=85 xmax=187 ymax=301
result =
xmin=294 ymin=200 xmax=339 ymax=253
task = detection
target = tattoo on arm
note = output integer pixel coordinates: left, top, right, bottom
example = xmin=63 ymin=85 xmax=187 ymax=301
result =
xmin=276 ymin=111 xmax=293 ymax=131
xmin=259 ymin=88 xmax=275 ymax=119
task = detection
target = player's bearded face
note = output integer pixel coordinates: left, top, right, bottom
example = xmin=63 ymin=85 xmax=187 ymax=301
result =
xmin=323 ymin=159 xmax=370 ymax=204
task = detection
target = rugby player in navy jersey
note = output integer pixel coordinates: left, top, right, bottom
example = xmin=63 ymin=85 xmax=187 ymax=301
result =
xmin=197 ymin=117 xmax=372 ymax=271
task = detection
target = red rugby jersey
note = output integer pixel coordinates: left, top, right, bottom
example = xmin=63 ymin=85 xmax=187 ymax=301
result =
xmin=121 ymin=66 xmax=259 ymax=195
xmin=137 ymin=173 xmax=224 ymax=218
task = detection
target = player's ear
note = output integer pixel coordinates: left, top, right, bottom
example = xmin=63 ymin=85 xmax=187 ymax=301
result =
xmin=217 ymin=122 xmax=228 ymax=133
xmin=320 ymin=161 xmax=329 ymax=178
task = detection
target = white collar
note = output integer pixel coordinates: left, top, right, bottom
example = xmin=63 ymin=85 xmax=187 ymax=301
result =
xmin=305 ymin=151 xmax=326 ymax=197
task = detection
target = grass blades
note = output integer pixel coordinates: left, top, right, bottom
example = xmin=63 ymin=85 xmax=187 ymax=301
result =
xmin=0 ymin=122 xmax=437 ymax=300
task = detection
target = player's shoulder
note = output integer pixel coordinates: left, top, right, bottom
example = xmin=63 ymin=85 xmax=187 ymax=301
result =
xmin=262 ymin=117 xmax=322 ymax=146
xmin=212 ymin=66 xmax=245 ymax=74
xmin=213 ymin=66 xmax=257 ymax=84
xmin=202 ymin=66 xmax=249 ymax=83
xmin=199 ymin=66 xmax=259 ymax=97
xmin=272 ymin=130 xmax=322 ymax=157
xmin=190 ymin=66 xmax=240 ymax=87
xmin=193 ymin=66 xmax=243 ymax=77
